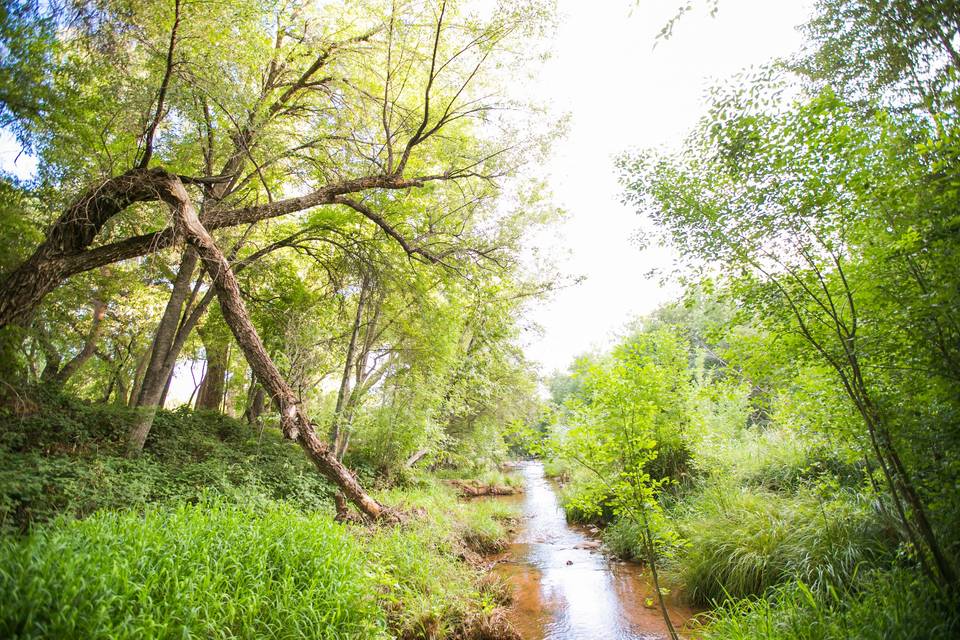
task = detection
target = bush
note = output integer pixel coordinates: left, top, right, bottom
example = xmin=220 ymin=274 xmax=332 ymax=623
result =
xmin=558 ymin=477 xmax=615 ymax=525
xmin=0 ymin=390 xmax=335 ymax=532
xmin=0 ymin=498 xmax=386 ymax=639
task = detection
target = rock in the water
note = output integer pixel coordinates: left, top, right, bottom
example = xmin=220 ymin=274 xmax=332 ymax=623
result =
xmin=574 ymin=540 xmax=601 ymax=550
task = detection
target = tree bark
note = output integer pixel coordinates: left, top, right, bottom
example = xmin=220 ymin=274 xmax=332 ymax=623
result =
xmin=0 ymin=172 xmax=428 ymax=331
xmin=128 ymin=345 xmax=151 ymax=407
xmin=329 ymin=277 xmax=367 ymax=451
xmin=127 ymin=248 xmax=199 ymax=453
xmin=244 ymin=383 xmax=266 ymax=425
xmin=157 ymin=171 xmax=395 ymax=522
xmin=0 ymin=168 xmax=168 ymax=328
xmin=195 ymin=331 xmax=228 ymax=411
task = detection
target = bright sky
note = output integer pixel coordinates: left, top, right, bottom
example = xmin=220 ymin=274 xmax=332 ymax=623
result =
xmin=520 ymin=0 xmax=813 ymax=375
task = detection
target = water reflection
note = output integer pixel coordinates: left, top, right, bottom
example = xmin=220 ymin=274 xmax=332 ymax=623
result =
xmin=494 ymin=461 xmax=691 ymax=640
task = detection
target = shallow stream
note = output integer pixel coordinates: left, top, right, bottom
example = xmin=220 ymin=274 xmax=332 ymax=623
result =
xmin=492 ymin=461 xmax=695 ymax=640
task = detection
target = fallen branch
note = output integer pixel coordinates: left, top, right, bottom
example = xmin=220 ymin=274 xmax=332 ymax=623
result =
xmin=447 ymin=479 xmax=519 ymax=498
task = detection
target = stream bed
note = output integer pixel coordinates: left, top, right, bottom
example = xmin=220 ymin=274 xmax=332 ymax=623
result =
xmin=491 ymin=461 xmax=695 ymax=640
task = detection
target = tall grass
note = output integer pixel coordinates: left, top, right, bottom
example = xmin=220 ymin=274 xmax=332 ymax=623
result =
xmin=673 ymin=485 xmax=892 ymax=605
xmin=0 ymin=498 xmax=386 ymax=639
xmin=0 ymin=482 xmax=521 ymax=640
xmin=703 ymin=569 xmax=960 ymax=640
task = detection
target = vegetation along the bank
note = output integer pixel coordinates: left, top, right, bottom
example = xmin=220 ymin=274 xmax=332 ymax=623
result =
xmin=537 ymin=1 xmax=960 ymax=637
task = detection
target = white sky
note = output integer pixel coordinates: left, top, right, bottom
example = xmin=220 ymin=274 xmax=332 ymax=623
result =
xmin=520 ymin=0 xmax=813 ymax=375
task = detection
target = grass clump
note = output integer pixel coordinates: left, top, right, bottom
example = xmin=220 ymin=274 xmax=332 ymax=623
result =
xmin=602 ymin=516 xmax=645 ymax=560
xmin=366 ymin=483 xmax=518 ymax=638
xmin=702 ymin=569 xmax=960 ymax=640
xmin=459 ymin=498 xmax=518 ymax=554
xmin=0 ymin=497 xmax=385 ymax=640
xmin=474 ymin=469 xmax=523 ymax=491
xmin=674 ymin=485 xmax=892 ymax=605
xmin=541 ymin=457 xmax=570 ymax=482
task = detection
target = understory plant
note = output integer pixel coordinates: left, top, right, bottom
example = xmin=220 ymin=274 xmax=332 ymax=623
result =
xmin=555 ymin=328 xmax=692 ymax=640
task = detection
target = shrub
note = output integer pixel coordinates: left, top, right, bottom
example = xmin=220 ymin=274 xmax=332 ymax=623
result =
xmin=558 ymin=477 xmax=615 ymax=525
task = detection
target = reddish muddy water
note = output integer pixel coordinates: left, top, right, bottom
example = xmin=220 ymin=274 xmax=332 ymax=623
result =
xmin=491 ymin=462 xmax=697 ymax=640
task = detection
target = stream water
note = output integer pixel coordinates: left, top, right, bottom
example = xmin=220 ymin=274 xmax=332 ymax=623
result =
xmin=492 ymin=461 xmax=695 ymax=640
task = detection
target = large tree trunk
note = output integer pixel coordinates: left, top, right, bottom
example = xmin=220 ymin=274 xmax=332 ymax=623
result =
xmin=0 ymin=169 xmax=167 ymax=329
xmin=127 ymin=249 xmax=199 ymax=453
xmin=158 ymin=172 xmax=395 ymax=522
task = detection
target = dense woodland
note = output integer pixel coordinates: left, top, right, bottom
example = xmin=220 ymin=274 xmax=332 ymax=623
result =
xmin=0 ymin=0 xmax=958 ymax=639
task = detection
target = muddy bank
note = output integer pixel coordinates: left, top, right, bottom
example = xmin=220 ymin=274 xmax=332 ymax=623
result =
xmin=489 ymin=461 xmax=695 ymax=640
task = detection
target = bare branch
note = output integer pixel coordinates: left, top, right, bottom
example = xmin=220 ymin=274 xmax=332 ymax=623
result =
xmin=138 ymin=0 xmax=182 ymax=169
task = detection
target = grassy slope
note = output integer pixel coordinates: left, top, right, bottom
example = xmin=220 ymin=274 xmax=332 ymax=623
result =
xmin=0 ymin=388 xmax=519 ymax=640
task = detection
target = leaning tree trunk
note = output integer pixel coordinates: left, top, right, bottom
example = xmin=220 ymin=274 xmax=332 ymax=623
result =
xmin=157 ymin=172 xmax=395 ymax=522
xmin=127 ymin=249 xmax=199 ymax=453
xmin=0 ymin=169 xmax=166 ymax=329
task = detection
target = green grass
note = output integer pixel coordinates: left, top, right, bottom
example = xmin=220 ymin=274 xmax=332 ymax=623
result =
xmin=0 ymin=390 xmax=523 ymax=639
xmin=0 ymin=390 xmax=334 ymax=533
xmin=367 ymin=483 xmax=518 ymax=637
xmin=0 ymin=497 xmax=386 ymax=639
xmin=0 ymin=480 xmax=520 ymax=640
xmin=474 ymin=469 xmax=524 ymax=490
xmin=672 ymin=485 xmax=893 ymax=605
xmin=702 ymin=569 xmax=960 ymax=640
xmin=431 ymin=467 xmax=523 ymax=490
xmin=602 ymin=516 xmax=645 ymax=560
xmin=541 ymin=457 xmax=570 ymax=482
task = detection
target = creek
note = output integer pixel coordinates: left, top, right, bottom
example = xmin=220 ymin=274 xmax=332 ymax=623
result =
xmin=491 ymin=461 xmax=695 ymax=640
